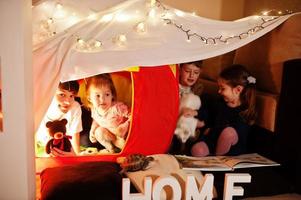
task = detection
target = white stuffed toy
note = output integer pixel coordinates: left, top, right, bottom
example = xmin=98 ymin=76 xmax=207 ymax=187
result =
xmin=175 ymin=93 xmax=201 ymax=143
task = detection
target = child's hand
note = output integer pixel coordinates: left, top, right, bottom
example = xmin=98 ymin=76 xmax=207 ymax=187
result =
xmin=50 ymin=147 xmax=76 ymax=157
xmin=181 ymin=107 xmax=198 ymax=117
xmin=197 ymin=120 xmax=205 ymax=128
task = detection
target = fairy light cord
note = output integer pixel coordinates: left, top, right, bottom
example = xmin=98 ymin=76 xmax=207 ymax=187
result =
xmin=156 ymin=0 xmax=292 ymax=44
xmin=35 ymin=0 xmax=293 ymax=50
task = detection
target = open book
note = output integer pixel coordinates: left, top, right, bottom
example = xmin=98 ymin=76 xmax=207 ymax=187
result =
xmin=175 ymin=153 xmax=280 ymax=171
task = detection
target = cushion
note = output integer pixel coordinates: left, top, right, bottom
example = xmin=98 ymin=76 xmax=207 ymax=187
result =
xmin=40 ymin=161 xmax=122 ymax=200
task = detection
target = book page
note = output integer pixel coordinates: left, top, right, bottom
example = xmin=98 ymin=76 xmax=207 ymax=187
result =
xmin=175 ymin=155 xmax=232 ymax=171
xmin=175 ymin=153 xmax=280 ymax=171
xmin=221 ymin=153 xmax=280 ymax=169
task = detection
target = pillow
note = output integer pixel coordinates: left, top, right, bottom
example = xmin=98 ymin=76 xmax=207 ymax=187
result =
xmin=40 ymin=161 xmax=122 ymax=200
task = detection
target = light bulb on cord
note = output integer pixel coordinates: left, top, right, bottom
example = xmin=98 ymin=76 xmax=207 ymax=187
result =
xmin=56 ymin=3 xmax=63 ymax=10
xmin=77 ymin=38 xmax=84 ymax=45
xmin=150 ymin=0 xmax=156 ymax=7
xmin=135 ymin=22 xmax=146 ymax=33
xmin=262 ymin=11 xmax=268 ymax=16
xmin=47 ymin=18 xmax=54 ymax=24
xmin=113 ymin=34 xmax=127 ymax=46
xmin=101 ymin=14 xmax=114 ymax=22
xmin=87 ymin=13 xmax=97 ymax=20
xmin=148 ymin=9 xmax=156 ymax=18
xmin=93 ymin=40 xmax=102 ymax=48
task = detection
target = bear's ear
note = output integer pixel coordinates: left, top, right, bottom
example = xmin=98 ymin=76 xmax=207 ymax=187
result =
xmin=46 ymin=121 xmax=53 ymax=128
xmin=61 ymin=118 xmax=68 ymax=125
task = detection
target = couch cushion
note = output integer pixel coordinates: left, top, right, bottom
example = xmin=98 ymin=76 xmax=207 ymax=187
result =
xmin=256 ymin=91 xmax=278 ymax=131
xmin=40 ymin=161 xmax=122 ymax=200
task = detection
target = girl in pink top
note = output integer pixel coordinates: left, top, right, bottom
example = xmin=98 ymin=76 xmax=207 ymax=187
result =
xmin=86 ymin=74 xmax=130 ymax=153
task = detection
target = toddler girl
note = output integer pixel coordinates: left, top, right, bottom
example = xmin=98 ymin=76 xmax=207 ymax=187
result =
xmin=191 ymin=64 xmax=257 ymax=156
xmin=86 ymin=74 xmax=130 ymax=153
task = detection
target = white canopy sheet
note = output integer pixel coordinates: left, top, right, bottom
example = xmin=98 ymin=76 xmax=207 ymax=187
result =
xmin=32 ymin=0 xmax=295 ymax=128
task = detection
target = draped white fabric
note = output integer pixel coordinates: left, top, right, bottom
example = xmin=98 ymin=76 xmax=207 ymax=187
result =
xmin=32 ymin=0 xmax=295 ymax=128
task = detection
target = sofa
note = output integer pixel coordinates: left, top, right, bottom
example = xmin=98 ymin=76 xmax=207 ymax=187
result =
xmin=199 ymin=13 xmax=301 ymax=196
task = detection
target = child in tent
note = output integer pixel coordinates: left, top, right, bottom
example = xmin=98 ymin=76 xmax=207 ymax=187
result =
xmin=191 ymin=64 xmax=257 ymax=156
xmin=36 ymin=81 xmax=82 ymax=156
xmin=169 ymin=61 xmax=206 ymax=154
xmin=86 ymin=74 xmax=130 ymax=153
xmin=178 ymin=61 xmax=206 ymax=123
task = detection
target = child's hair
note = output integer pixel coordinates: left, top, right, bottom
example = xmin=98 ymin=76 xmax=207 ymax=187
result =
xmin=219 ymin=64 xmax=257 ymax=125
xmin=59 ymin=81 xmax=79 ymax=94
xmin=85 ymin=74 xmax=117 ymax=108
xmin=179 ymin=60 xmax=204 ymax=96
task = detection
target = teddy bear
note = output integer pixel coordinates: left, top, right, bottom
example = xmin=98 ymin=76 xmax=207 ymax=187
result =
xmin=174 ymin=93 xmax=202 ymax=144
xmin=45 ymin=119 xmax=72 ymax=154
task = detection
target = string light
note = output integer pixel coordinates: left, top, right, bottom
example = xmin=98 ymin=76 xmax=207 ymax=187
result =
xmin=150 ymin=0 xmax=157 ymax=7
xmin=56 ymin=3 xmax=63 ymax=10
xmin=155 ymin=0 xmax=293 ymax=45
xmin=135 ymin=22 xmax=147 ymax=33
xmin=87 ymin=13 xmax=97 ymax=20
xmin=148 ymin=8 xmax=156 ymax=18
xmin=75 ymin=37 xmax=103 ymax=52
xmin=101 ymin=13 xmax=114 ymax=22
xmin=260 ymin=9 xmax=293 ymax=16
xmin=53 ymin=3 xmax=66 ymax=19
xmin=174 ymin=10 xmax=185 ymax=17
xmin=112 ymin=34 xmax=127 ymax=46
xmin=34 ymin=0 xmax=293 ymax=52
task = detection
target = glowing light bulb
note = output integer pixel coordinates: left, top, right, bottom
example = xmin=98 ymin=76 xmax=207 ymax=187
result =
xmin=278 ymin=11 xmax=282 ymax=15
xmin=77 ymin=38 xmax=84 ymax=45
xmin=150 ymin=0 xmax=156 ymax=7
xmin=87 ymin=13 xmax=97 ymax=20
xmin=262 ymin=11 xmax=268 ymax=16
xmin=101 ymin=14 xmax=114 ymax=22
xmin=40 ymin=20 xmax=49 ymax=29
xmin=148 ymin=9 xmax=156 ymax=18
xmin=118 ymin=34 xmax=127 ymax=42
xmin=113 ymin=34 xmax=127 ymax=46
xmin=94 ymin=40 xmax=102 ymax=48
xmin=186 ymin=39 xmax=191 ymax=43
xmin=41 ymin=2 xmax=50 ymax=10
xmin=47 ymin=18 xmax=54 ymax=24
xmin=67 ymin=15 xmax=80 ymax=26
xmin=175 ymin=10 xmax=185 ymax=17
xmin=56 ymin=3 xmax=63 ymax=10
xmin=76 ymin=38 xmax=87 ymax=50
xmin=135 ymin=22 xmax=146 ymax=33
xmin=54 ymin=8 xmax=66 ymax=19
xmin=116 ymin=13 xmax=131 ymax=22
